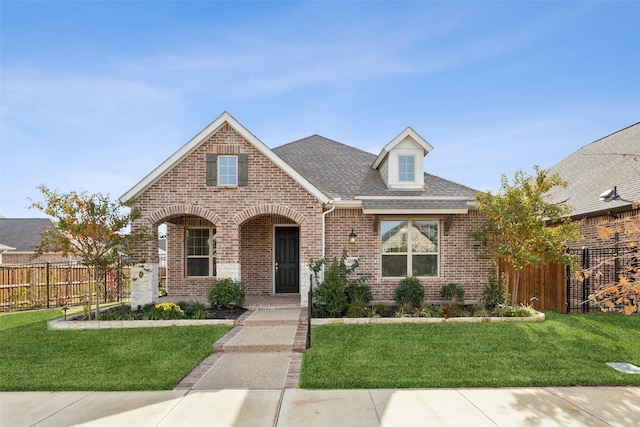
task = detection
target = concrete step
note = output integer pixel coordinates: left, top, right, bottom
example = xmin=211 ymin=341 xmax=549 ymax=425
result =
xmin=242 ymin=308 xmax=302 ymax=326
xmin=220 ymin=325 xmax=297 ymax=353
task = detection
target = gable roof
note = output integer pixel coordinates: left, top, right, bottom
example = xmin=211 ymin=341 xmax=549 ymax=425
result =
xmin=545 ymin=122 xmax=640 ymax=218
xmin=120 ymin=112 xmax=330 ymax=204
xmin=273 ymin=135 xmax=478 ymax=213
xmin=372 ymin=127 xmax=434 ymax=169
xmin=0 ymin=218 xmax=54 ymax=252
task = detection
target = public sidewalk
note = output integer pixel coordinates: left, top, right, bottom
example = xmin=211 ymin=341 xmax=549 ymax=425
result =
xmin=2 ymin=386 xmax=639 ymax=426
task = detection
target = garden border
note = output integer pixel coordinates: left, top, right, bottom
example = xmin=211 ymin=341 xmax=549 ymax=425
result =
xmin=311 ymin=311 xmax=545 ymax=325
xmin=49 ymin=317 xmax=234 ymax=329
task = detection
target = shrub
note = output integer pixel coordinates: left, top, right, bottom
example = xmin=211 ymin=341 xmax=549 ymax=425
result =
xmin=346 ymin=283 xmax=373 ymax=304
xmin=98 ymin=304 xmax=136 ymax=320
xmin=394 ymin=302 xmax=416 ymax=318
xmin=314 ymin=262 xmax=348 ymax=317
xmin=414 ymin=300 xmax=434 ymax=318
xmin=177 ymin=300 xmax=206 ymax=317
xmin=483 ymin=271 xmax=508 ymax=309
xmin=208 ymin=278 xmax=245 ymax=309
xmin=440 ymin=283 xmax=464 ymax=303
xmin=311 ymin=250 xmax=370 ymax=318
xmin=346 ymin=300 xmax=372 ymax=318
xmin=394 ymin=277 xmax=424 ymax=308
xmin=144 ymin=302 xmax=185 ymax=320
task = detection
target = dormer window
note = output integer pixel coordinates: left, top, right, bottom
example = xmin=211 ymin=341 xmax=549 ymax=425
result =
xmin=372 ymin=127 xmax=433 ymax=191
xmin=399 ymin=155 xmax=415 ymax=182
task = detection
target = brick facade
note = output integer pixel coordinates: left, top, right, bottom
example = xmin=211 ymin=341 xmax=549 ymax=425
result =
xmin=130 ymin=123 xmax=324 ymax=302
xmin=128 ymin=120 xmax=491 ymax=306
xmin=569 ymin=210 xmax=639 ymax=250
xmin=324 ymin=209 xmax=492 ymax=303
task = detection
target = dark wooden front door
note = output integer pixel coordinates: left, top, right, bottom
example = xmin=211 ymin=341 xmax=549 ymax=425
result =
xmin=275 ymin=227 xmax=299 ymax=293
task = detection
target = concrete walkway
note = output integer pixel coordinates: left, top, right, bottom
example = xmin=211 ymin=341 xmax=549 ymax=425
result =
xmin=175 ymin=307 xmax=307 ymax=390
xmin=2 ymin=387 xmax=639 ymax=426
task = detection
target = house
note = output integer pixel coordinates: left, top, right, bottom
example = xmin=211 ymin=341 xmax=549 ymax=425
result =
xmin=545 ymin=122 xmax=640 ymax=249
xmin=0 ymin=218 xmax=69 ymax=264
xmin=121 ymin=112 xmax=492 ymax=308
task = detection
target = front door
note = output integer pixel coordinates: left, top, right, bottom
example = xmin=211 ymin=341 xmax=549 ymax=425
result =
xmin=275 ymin=227 xmax=299 ymax=293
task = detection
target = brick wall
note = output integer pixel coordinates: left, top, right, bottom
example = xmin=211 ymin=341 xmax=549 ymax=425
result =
xmin=569 ymin=209 xmax=638 ymax=250
xmin=130 ymin=123 xmax=324 ymax=300
xmin=324 ymin=209 xmax=492 ymax=303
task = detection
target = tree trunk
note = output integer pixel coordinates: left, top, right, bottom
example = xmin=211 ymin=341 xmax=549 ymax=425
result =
xmin=511 ymin=268 xmax=521 ymax=306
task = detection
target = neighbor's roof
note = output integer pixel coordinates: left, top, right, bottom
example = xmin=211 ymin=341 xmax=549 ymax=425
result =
xmin=273 ymin=135 xmax=478 ymax=213
xmin=545 ymin=122 xmax=640 ymax=218
xmin=0 ymin=218 xmax=55 ymax=252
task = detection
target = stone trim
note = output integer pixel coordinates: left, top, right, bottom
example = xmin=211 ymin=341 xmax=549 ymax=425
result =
xmin=233 ymin=204 xmax=307 ymax=226
xmin=148 ymin=205 xmax=222 ymax=226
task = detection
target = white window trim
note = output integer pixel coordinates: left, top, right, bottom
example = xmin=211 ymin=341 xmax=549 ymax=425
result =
xmin=380 ymin=218 xmax=439 ymax=278
xmin=218 ymin=155 xmax=238 ymax=187
xmin=387 ymin=148 xmax=424 ymax=189
xmin=185 ymin=227 xmax=216 ymax=277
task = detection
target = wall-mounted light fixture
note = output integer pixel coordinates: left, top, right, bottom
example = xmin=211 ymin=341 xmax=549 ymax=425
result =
xmin=349 ymin=228 xmax=358 ymax=244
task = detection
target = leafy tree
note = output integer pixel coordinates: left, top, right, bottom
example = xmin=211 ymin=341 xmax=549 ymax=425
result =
xmin=471 ymin=166 xmax=581 ymax=305
xmin=29 ymin=185 xmax=154 ymax=319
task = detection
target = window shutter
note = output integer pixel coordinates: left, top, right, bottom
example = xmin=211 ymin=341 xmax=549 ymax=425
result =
xmin=238 ymin=153 xmax=248 ymax=186
xmin=206 ymin=154 xmax=217 ymax=186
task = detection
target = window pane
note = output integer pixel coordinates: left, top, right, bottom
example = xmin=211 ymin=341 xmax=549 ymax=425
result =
xmin=399 ymin=155 xmax=414 ymax=182
xmin=219 ymin=156 xmax=237 ymax=186
xmin=381 ymin=220 xmax=408 ymax=253
xmin=187 ymin=258 xmax=209 ymax=276
xmin=411 ymin=220 xmax=438 ymax=253
xmin=413 ymin=255 xmax=437 ymax=277
xmin=186 ymin=229 xmax=209 ymax=256
xmin=382 ymin=255 xmax=407 ymax=277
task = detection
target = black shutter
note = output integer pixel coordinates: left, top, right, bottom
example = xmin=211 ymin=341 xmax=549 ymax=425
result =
xmin=238 ymin=153 xmax=248 ymax=186
xmin=206 ymin=154 xmax=217 ymax=186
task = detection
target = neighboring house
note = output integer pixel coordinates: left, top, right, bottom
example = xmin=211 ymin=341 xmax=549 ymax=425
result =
xmin=0 ymin=218 xmax=69 ymax=264
xmin=121 ymin=112 xmax=492 ymax=308
xmin=545 ymin=122 xmax=640 ymax=249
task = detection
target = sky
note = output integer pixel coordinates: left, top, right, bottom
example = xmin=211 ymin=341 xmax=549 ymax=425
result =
xmin=1 ymin=1 xmax=639 ymax=219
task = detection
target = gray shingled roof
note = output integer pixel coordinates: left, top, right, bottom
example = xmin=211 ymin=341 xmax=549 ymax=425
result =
xmin=272 ymin=135 xmax=478 ymax=205
xmin=545 ymin=122 xmax=640 ymax=218
xmin=0 ymin=218 xmax=55 ymax=252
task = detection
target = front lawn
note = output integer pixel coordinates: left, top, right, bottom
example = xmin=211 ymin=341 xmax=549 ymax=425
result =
xmin=301 ymin=312 xmax=640 ymax=388
xmin=0 ymin=309 xmax=231 ymax=391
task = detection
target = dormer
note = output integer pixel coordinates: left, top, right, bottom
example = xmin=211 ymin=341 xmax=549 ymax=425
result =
xmin=372 ymin=127 xmax=434 ymax=190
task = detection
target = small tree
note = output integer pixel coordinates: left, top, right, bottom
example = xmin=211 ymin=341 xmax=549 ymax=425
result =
xmin=471 ymin=166 xmax=581 ymax=305
xmin=29 ymin=185 xmax=154 ymax=319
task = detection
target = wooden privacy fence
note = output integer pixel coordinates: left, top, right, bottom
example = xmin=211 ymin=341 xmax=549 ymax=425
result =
xmin=499 ymin=261 xmax=566 ymax=313
xmin=0 ymin=261 xmax=130 ymax=312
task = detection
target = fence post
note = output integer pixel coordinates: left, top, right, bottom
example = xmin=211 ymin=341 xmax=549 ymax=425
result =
xmin=582 ymin=248 xmax=589 ymax=313
xmin=46 ymin=262 xmax=50 ymax=309
xmin=307 ymin=274 xmax=312 ymax=349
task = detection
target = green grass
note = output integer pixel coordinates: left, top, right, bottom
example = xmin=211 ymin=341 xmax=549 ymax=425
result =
xmin=301 ymin=312 xmax=640 ymax=389
xmin=0 ymin=309 xmax=231 ymax=391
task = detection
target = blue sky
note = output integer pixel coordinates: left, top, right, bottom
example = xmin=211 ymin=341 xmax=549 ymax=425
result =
xmin=1 ymin=1 xmax=639 ymax=218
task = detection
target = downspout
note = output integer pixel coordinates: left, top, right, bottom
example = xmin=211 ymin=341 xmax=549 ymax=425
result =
xmin=322 ymin=200 xmax=336 ymax=260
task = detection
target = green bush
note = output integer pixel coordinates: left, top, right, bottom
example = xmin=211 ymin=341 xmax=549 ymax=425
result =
xmin=98 ymin=304 xmax=136 ymax=320
xmin=483 ymin=271 xmax=508 ymax=309
xmin=440 ymin=283 xmax=464 ymax=303
xmin=143 ymin=302 xmax=185 ymax=320
xmin=346 ymin=283 xmax=373 ymax=304
xmin=394 ymin=277 xmax=424 ymax=308
xmin=314 ymin=262 xmax=348 ymax=317
xmin=177 ymin=300 xmax=206 ymax=317
xmin=346 ymin=300 xmax=372 ymax=318
xmin=311 ymin=250 xmax=370 ymax=318
xmin=208 ymin=278 xmax=246 ymax=309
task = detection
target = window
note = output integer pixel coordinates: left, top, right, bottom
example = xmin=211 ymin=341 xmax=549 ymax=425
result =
xmin=381 ymin=219 xmax=438 ymax=277
xmin=218 ymin=155 xmax=238 ymax=186
xmin=186 ymin=228 xmax=216 ymax=277
xmin=398 ymin=155 xmax=415 ymax=182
